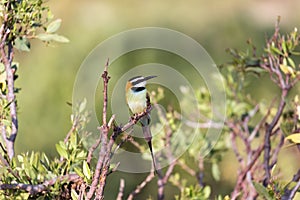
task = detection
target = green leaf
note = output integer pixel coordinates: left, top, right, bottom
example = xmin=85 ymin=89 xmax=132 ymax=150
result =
xmin=74 ymin=167 xmax=84 ymax=178
xmin=282 ymin=39 xmax=287 ymax=55
xmin=279 ymin=64 xmax=295 ymax=76
xmin=55 ymin=143 xmax=68 ymax=159
xmin=270 ymin=46 xmax=283 ymax=56
xmin=46 ymin=19 xmax=62 ymax=33
xmin=83 ymin=160 xmax=91 ymax=179
xmin=42 ymin=153 xmax=50 ymax=166
xmin=69 ymin=131 xmax=77 ymax=150
xmin=19 ymin=193 xmax=30 ymax=199
xmin=287 ymin=57 xmax=296 ymax=68
xmin=36 ymin=33 xmax=69 ymax=43
xmin=211 ymin=162 xmax=221 ymax=181
xmin=285 ymin=133 xmax=300 ymax=144
xmin=51 ymin=34 xmax=69 ymax=43
xmin=14 ymin=37 xmax=30 ymax=52
xmin=253 ymin=182 xmax=273 ymax=200
xmin=17 ymin=155 xmax=24 ymax=163
xmin=76 ymin=150 xmax=87 ymax=160
xmin=71 ymin=189 xmax=79 ymax=200
xmin=37 ymin=33 xmax=55 ymax=41
xmin=203 ymin=186 xmax=211 ymax=198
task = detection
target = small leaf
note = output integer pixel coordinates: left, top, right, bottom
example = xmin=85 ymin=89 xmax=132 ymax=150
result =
xmin=282 ymin=39 xmax=287 ymax=55
xmin=42 ymin=153 xmax=50 ymax=166
xmin=211 ymin=162 xmax=221 ymax=181
xmin=36 ymin=33 xmax=53 ymax=42
xmin=287 ymin=57 xmax=296 ymax=68
xmin=14 ymin=37 xmax=30 ymax=52
xmin=46 ymin=19 xmax=62 ymax=33
xmin=253 ymin=182 xmax=273 ymax=200
xmin=17 ymin=155 xmax=24 ymax=163
xmin=71 ymin=189 xmax=79 ymax=200
xmin=55 ymin=143 xmax=68 ymax=159
xmin=19 ymin=193 xmax=30 ymax=199
xmin=203 ymin=186 xmax=211 ymax=198
xmin=51 ymin=34 xmax=69 ymax=43
xmin=270 ymin=46 xmax=283 ymax=56
xmin=76 ymin=150 xmax=87 ymax=160
xmin=83 ymin=160 xmax=91 ymax=179
xmin=285 ymin=133 xmax=300 ymax=144
xmin=280 ymin=64 xmax=295 ymax=76
xmin=74 ymin=167 xmax=85 ymax=178
xmin=36 ymin=33 xmax=69 ymax=43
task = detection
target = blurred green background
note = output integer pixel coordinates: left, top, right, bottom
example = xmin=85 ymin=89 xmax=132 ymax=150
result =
xmin=14 ymin=0 xmax=300 ymax=198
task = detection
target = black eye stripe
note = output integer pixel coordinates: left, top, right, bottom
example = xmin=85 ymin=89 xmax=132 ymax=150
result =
xmin=131 ymin=87 xmax=146 ymax=92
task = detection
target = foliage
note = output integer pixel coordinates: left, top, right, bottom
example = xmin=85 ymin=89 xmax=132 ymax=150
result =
xmin=0 ymin=0 xmax=69 ymax=49
xmin=0 ymin=0 xmax=68 ymax=158
xmin=0 ymin=100 xmax=89 ymax=199
xmin=220 ymin=18 xmax=300 ymax=199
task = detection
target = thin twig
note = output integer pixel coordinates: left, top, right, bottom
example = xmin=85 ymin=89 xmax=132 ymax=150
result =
xmin=0 ymin=173 xmax=81 ymax=195
xmin=270 ymin=129 xmax=284 ymax=168
xmin=102 ymin=59 xmax=110 ymax=126
xmin=157 ymin=161 xmax=176 ymax=200
xmin=177 ymin=160 xmax=196 ymax=176
xmin=127 ymin=171 xmax=155 ymax=200
xmin=263 ymin=88 xmax=287 ymax=185
xmin=63 ymin=118 xmax=78 ymax=144
xmin=86 ymin=133 xmax=102 ymax=165
xmin=0 ymin=26 xmax=17 ymax=159
xmin=231 ymin=144 xmax=264 ymax=199
xmin=87 ymin=60 xmax=110 ymax=199
xmin=116 ymin=179 xmax=125 ymax=200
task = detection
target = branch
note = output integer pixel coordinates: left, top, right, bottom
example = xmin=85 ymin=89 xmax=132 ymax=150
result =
xmin=263 ymin=88 xmax=287 ymax=185
xmin=231 ymin=144 xmax=264 ymax=199
xmin=102 ymin=58 xmax=110 ymax=126
xmin=116 ymin=179 xmax=125 ymax=200
xmin=157 ymin=161 xmax=176 ymax=200
xmin=0 ymin=173 xmax=81 ymax=196
xmin=127 ymin=171 xmax=155 ymax=200
xmin=86 ymin=132 xmax=102 ymax=165
xmin=86 ymin=60 xmax=157 ymax=199
xmin=0 ymin=26 xmax=17 ymax=159
xmin=177 ymin=160 xmax=196 ymax=176
xmin=87 ymin=60 xmax=110 ymax=199
xmin=63 ymin=118 xmax=78 ymax=144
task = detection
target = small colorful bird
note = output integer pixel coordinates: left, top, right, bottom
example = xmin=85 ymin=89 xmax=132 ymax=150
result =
xmin=125 ymin=75 xmax=158 ymax=174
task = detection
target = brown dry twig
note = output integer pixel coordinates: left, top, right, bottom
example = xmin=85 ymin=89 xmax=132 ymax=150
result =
xmin=0 ymin=15 xmax=17 ymax=160
xmin=0 ymin=173 xmax=81 ymax=196
xmin=86 ymin=60 xmax=155 ymax=199
xmin=127 ymin=171 xmax=155 ymax=200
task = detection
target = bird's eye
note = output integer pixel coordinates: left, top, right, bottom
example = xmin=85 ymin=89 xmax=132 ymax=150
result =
xmin=132 ymin=87 xmax=146 ymax=92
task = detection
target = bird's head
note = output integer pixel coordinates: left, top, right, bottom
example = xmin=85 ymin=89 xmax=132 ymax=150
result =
xmin=126 ymin=75 xmax=157 ymax=92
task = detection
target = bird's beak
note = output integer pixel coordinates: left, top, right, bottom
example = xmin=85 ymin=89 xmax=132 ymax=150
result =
xmin=144 ymin=75 xmax=157 ymax=81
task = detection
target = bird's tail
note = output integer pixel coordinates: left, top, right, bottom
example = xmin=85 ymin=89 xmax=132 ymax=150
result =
xmin=142 ymin=125 xmax=160 ymax=176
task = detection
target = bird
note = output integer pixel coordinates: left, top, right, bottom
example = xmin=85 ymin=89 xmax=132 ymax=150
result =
xmin=125 ymin=75 xmax=159 ymax=174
